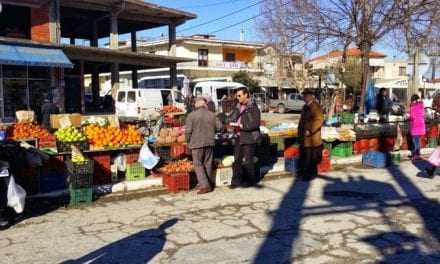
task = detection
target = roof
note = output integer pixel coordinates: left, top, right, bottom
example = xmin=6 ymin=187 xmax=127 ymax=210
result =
xmin=134 ymin=36 xmax=265 ymax=49
xmin=62 ymin=45 xmax=193 ymax=69
xmin=309 ymin=48 xmax=386 ymax=62
xmin=60 ymin=0 xmax=196 ymax=24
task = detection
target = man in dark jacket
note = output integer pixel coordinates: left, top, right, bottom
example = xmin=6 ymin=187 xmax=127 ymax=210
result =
xmin=40 ymin=98 xmax=59 ymax=130
xmin=376 ymin=88 xmax=392 ymax=123
xmin=185 ymin=98 xmax=221 ymax=194
xmin=228 ymin=87 xmax=261 ymax=188
xmin=298 ymin=89 xmax=324 ymax=181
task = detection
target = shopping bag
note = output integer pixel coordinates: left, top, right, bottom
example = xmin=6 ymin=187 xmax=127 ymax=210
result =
xmin=139 ymin=143 xmax=159 ymax=169
xmin=7 ymin=175 xmax=26 ymax=214
xmin=428 ymin=146 xmax=440 ymax=167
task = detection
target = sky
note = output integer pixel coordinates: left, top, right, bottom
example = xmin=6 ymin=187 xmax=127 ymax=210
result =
xmin=140 ymin=0 xmax=406 ymax=60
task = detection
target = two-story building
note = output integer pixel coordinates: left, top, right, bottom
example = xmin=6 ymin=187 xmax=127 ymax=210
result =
xmin=0 ymin=0 xmax=195 ymax=121
xmin=307 ymin=48 xmax=387 ymax=88
xmin=111 ymin=35 xmax=306 ymax=99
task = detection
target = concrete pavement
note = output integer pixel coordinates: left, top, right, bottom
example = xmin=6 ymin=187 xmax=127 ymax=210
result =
xmin=1 ymin=161 xmax=440 ymax=263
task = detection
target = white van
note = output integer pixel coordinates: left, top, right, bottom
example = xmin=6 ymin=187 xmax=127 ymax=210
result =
xmin=193 ymin=81 xmax=246 ymax=111
xmin=115 ymin=88 xmax=185 ymax=121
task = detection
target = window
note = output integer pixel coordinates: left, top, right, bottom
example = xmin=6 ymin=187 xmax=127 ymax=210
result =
xmin=399 ymin=66 xmax=407 ymax=76
xmin=127 ymin=91 xmax=136 ymax=103
xmin=195 ymin=87 xmax=203 ymax=97
xmin=0 ymin=5 xmax=31 ymax=39
xmin=117 ymin=92 xmax=126 ymax=102
xmin=225 ymin=52 xmax=236 ymax=62
xmin=198 ymin=49 xmax=209 ymax=67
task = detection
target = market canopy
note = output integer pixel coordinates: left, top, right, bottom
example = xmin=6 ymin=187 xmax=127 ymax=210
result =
xmin=0 ymin=44 xmax=74 ymax=68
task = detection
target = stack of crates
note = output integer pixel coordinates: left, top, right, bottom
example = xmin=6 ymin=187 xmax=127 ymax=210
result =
xmin=331 ymin=142 xmax=353 ymax=157
xmin=66 ymin=159 xmax=94 ymax=206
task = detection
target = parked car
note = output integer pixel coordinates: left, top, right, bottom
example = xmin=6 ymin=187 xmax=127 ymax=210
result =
xmin=115 ymin=88 xmax=185 ymax=121
xmin=269 ymin=93 xmax=305 ymax=113
xmin=252 ymin=92 xmax=269 ymax=112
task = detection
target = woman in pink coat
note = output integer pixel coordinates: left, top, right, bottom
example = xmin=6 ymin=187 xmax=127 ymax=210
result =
xmin=409 ymin=94 xmax=426 ymax=160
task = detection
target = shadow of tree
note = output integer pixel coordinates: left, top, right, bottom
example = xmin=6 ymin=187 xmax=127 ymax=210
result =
xmin=61 ymin=218 xmax=178 ymax=264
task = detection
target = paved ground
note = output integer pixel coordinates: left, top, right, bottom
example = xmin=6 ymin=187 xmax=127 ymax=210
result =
xmin=1 ymin=161 xmax=440 ymax=264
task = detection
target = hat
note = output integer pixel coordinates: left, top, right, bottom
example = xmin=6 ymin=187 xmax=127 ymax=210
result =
xmin=302 ymin=88 xmax=315 ymax=96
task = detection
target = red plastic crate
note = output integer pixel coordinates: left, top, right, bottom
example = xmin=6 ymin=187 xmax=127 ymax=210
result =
xmin=318 ymin=158 xmax=331 ymax=173
xmin=125 ymin=151 xmax=139 ymax=164
xmin=90 ymin=152 xmax=111 ymax=185
xmin=38 ymin=134 xmax=57 ymax=148
xmin=284 ymin=146 xmax=299 ymax=158
xmin=163 ymin=173 xmax=190 ymax=193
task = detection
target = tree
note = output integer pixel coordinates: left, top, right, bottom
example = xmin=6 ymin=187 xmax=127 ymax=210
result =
xmin=260 ymin=0 xmax=440 ymax=113
xmin=232 ymin=71 xmax=260 ymax=93
xmin=332 ymin=58 xmax=363 ymax=93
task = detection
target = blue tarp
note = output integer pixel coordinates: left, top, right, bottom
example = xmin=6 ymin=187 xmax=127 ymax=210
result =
xmin=0 ymin=44 xmax=73 ymax=68
xmin=364 ymin=78 xmax=376 ymax=114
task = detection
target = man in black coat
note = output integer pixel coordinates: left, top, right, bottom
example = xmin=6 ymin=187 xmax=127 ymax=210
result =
xmin=228 ymin=87 xmax=261 ymax=188
xmin=376 ymin=88 xmax=392 ymax=123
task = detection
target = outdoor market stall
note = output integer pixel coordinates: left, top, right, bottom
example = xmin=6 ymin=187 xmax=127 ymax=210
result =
xmin=0 ymin=106 xmax=439 ymax=206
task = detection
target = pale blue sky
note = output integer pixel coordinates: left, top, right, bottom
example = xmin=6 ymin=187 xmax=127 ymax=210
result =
xmin=139 ymin=0 xmax=406 ymax=59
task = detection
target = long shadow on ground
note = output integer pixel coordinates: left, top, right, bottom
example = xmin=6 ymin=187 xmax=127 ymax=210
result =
xmin=61 ymin=218 xmax=178 ymax=264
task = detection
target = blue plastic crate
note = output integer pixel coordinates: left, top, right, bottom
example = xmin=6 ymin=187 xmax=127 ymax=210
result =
xmin=362 ymin=151 xmax=389 ymax=168
xmin=285 ymin=157 xmax=299 ymax=173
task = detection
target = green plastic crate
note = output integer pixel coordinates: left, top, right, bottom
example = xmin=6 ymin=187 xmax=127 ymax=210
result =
xmin=339 ymin=112 xmax=354 ymax=124
xmin=69 ymin=186 xmax=93 ymax=206
xmin=331 ymin=142 xmax=353 ymax=157
xmin=271 ymin=136 xmax=285 ymax=151
xmin=126 ymin=162 xmax=146 ymax=181
xmin=428 ymin=138 xmax=438 ymax=148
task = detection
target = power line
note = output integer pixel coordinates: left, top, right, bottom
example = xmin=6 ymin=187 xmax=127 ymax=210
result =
xmin=177 ymin=0 xmax=245 ymax=9
xmin=208 ymin=1 xmax=290 ymax=35
xmin=177 ymin=0 xmax=267 ymax=33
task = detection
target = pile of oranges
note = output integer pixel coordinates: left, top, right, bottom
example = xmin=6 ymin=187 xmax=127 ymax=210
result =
xmin=83 ymin=124 xmax=143 ymax=148
xmin=8 ymin=122 xmax=50 ymax=140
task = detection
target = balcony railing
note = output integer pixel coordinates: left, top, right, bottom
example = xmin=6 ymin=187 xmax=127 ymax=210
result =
xmin=178 ymin=60 xmax=261 ymax=70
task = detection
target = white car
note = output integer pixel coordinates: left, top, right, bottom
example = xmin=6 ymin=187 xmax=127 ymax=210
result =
xmin=115 ymin=88 xmax=185 ymax=121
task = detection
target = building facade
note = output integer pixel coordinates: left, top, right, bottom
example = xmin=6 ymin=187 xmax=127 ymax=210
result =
xmin=0 ymin=0 xmax=195 ymax=121
xmin=113 ymin=35 xmax=305 ymax=98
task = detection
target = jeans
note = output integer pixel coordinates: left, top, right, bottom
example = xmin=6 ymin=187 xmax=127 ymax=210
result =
xmin=232 ymin=138 xmax=257 ymax=186
xmin=412 ymin=136 xmax=421 ymax=157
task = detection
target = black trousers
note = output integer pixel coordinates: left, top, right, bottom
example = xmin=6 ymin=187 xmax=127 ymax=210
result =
xmin=232 ymin=139 xmax=256 ymax=186
xmin=299 ymin=145 xmax=323 ymax=178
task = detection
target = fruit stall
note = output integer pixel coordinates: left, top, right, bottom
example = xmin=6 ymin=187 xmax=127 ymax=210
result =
xmin=0 ymin=106 xmax=439 ymax=206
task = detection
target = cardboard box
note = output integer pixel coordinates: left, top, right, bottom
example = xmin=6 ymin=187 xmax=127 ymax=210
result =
xmin=50 ymin=114 xmax=81 ymax=129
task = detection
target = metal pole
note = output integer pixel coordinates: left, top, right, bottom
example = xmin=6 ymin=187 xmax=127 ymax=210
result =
xmin=0 ymin=65 xmax=3 ymax=121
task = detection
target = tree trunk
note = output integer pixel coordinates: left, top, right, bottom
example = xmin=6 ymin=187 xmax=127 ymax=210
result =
xmin=359 ymin=43 xmax=371 ymax=114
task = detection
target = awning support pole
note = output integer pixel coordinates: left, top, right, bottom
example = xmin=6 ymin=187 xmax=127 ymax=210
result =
xmin=131 ymin=31 xmax=138 ymax=88
xmin=80 ymin=60 xmax=85 ymax=113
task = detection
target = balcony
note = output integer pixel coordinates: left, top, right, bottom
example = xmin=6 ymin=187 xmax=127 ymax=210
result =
xmin=178 ymin=60 xmax=262 ymax=71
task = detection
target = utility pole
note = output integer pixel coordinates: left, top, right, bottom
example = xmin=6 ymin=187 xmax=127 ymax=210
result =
xmin=409 ymin=46 xmax=420 ymax=102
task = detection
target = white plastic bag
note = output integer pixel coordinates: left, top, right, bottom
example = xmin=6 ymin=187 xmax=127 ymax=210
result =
xmin=7 ymin=175 xmax=26 ymax=214
xmin=114 ymin=154 xmax=127 ymax=171
xmin=139 ymin=143 xmax=159 ymax=169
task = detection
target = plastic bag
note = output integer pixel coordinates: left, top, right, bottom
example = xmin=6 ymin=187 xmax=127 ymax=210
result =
xmin=139 ymin=143 xmax=159 ymax=169
xmin=7 ymin=175 xmax=26 ymax=213
xmin=114 ymin=154 xmax=127 ymax=171
xmin=428 ymin=146 xmax=440 ymax=167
